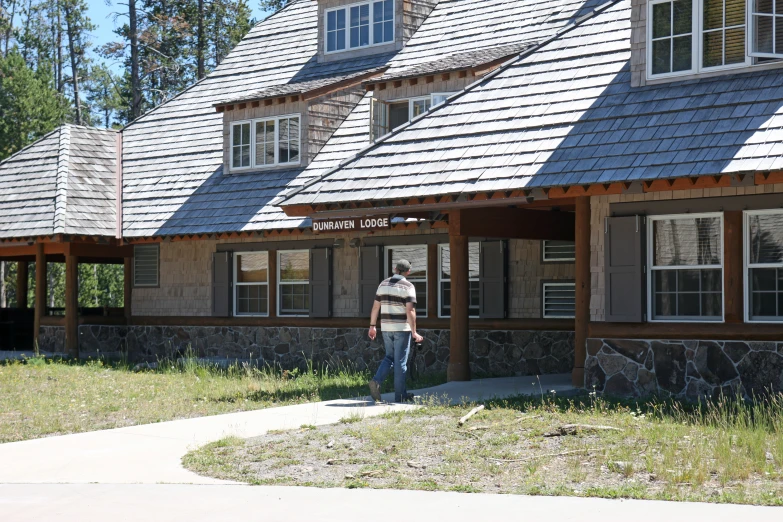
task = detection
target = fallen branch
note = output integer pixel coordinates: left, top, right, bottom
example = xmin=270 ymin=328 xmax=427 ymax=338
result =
xmin=485 ymin=448 xmax=600 ymax=463
xmin=458 ymin=405 xmax=485 ymax=426
xmin=544 ymin=424 xmax=621 ymax=437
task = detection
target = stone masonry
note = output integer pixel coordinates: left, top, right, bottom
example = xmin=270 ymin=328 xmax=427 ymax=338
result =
xmin=586 ymin=338 xmax=783 ymax=399
xmin=41 ymin=324 xmax=574 ymax=378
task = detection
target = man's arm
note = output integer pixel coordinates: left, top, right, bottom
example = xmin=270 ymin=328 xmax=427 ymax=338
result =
xmin=406 ymin=303 xmax=423 ymax=343
xmin=368 ymin=300 xmax=381 ymax=340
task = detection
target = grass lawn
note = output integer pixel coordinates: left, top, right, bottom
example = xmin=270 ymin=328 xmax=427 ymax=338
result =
xmin=0 ymin=356 xmax=445 ymax=443
xmin=183 ymin=393 xmax=783 ymax=506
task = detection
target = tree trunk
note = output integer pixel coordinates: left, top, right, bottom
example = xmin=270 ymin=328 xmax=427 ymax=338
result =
xmin=0 ymin=261 xmax=6 ymax=308
xmin=48 ymin=265 xmax=55 ymax=308
xmin=21 ymin=0 xmax=31 ymax=62
xmin=63 ymin=1 xmax=82 ymax=125
xmin=56 ymin=3 xmax=63 ymax=92
xmin=129 ymin=0 xmax=141 ymax=120
xmin=5 ymin=0 xmax=16 ymax=57
xmin=197 ymin=0 xmax=205 ymax=79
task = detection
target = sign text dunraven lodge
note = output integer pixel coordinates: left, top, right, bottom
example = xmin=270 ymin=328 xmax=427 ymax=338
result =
xmin=312 ymin=216 xmax=391 ymax=233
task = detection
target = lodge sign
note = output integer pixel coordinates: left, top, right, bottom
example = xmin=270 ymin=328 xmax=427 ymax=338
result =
xmin=313 ymin=215 xmax=390 ymax=233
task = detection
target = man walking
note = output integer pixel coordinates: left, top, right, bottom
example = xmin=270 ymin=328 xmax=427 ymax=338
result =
xmin=367 ymin=259 xmax=423 ymax=403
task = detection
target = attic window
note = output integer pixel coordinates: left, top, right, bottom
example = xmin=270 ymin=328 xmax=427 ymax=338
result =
xmin=370 ymin=92 xmax=455 ymax=141
xmin=326 ymin=0 xmax=394 ymax=53
xmin=230 ymin=115 xmax=300 ymax=171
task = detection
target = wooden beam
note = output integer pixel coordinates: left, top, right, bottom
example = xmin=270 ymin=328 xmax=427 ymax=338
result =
xmin=451 ymin=207 xmax=575 ymax=240
xmin=427 ymin=243 xmax=438 ymax=319
xmin=589 ymin=321 xmax=783 ymax=341
xmin=16 ymin=261 xmax=28 ymax=309
xmin=573 ymin=197 xmax=590 ymax=388
xmin=33 ymin=244 xmax=46 ymax=349
xmin=65 ymin=254 xmax=78 ymax=357
xmin=447 ymin=209 xmax=470 ymax=382
xmin=65 ymin=243 xmax=133 ymax=259
xmin=755 ymin=171 xmax=783 ymax=185
xmin=268 ymin=249 xmax=277 ymax=319
xmin=724 ymin=211 xmax=743 ymax=323
xmin=124 ymin=257 xmax=132 ymax=321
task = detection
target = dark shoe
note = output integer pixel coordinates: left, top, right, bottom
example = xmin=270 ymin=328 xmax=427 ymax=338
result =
xmin=398 ymin=393 xmax=415 ymax=404
xmin=368 ymin=380 xmax=382 ymax=402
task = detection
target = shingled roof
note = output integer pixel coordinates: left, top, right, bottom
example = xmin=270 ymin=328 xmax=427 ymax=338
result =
xmin=0 ymin=125 xmax=118 ymax=239
xmin=281 ymin=0 xmax=783 ymax=206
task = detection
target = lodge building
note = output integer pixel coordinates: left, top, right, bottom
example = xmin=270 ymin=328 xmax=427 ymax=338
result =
xmin=2 ymin=0 xmax=783 ymax=398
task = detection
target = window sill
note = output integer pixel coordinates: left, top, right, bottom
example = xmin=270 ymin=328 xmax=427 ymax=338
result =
xmin=646 ymin=59 xmax=783 ymax=86
xmin=227 ymin=163 xmax=302 ymax=176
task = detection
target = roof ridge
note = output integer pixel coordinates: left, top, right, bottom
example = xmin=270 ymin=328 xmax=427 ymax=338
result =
xmin=279 ymin=0 xmax=622 ymax=206
xmin=53 ymin=125 xmax=71 ymax=235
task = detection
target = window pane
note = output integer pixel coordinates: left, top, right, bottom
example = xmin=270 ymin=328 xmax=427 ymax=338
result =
xmin=751 ymin=267 xmax=777 ymax=291
xmin=384 ymin=0 xmax=393 ymax=19
xmin=725 ymin=27 xmax=746 ymax=63
xmin=726 ymin=0 xmax=745 ymax=25
xmin=756 ymin=0 xmax=773 ymax=13
xmin=776 ymin=16 xmax=783 ymax=53
xmin=237 ymin=253 xmax=268 ymax=283
xmin=374 ymin=22 xmax=383 ymax=45
xmin=289 ymin=117 xmax=300 ymax=163
xmin=753 ymin=292 xmax=778 ymax=316
xmin=672 ymin=35 xmax=693 ymax=70
xmin=701 ymin=293 xmax=722 ymax=316
xmin=654 ymin=270 xmax=677 ymax=292
xmin=655 ymin=293 xmax=677 ymax=316
xmin=360 ymin=24 xmax=369 ymax=46
xmin=233 ymin=125 xmax=242 ymax=146
xmin=702 ymin=30 xmax=723 ymax=67
xmin=280 ymin=251 xmax=309 ymax=281
xmin=385 ymin=20 xmax=393 ymax=41
xmin=678 ymin=293 xmax=700 ymax=316
xmin=653 ymin=217 xmax=721 ymax=266
xmin=411 ymin=98 xmax=431 ymax=118
xmin=678 ymin=269 xmax=700 ymax=291
xmin=337 ymin=9 xmax=345 ymax=28
xmin=241 ymin=145 xmax=250 ymax=167
xmin=673 ymin=0 xmax=692 ymax=34
xmin=387 ymin=245 xmax=427 ymax=279
xmin=232 ymin=147 xmax=241 ymax=168
xmin=327 ymin=10 xmax=336 ymax=31
xmin=703 ymin=0 xmax=723 ymax=30
xmin=652 ymin=39 xmax=672 ymax=74
xmin=653 ymin=2 xmax=672 ymax=38
xmin=389 ymin=101 xmax=409 ymax=131
xmin=749 ymin=213 xmax=783 ymax=264
xmin=754 ymin=15 xmax=774 ymax=53
xmin=337 ymin=27 xmax=346 ymax=49
xmin=701 ymin=268 xmax=722 ymax=292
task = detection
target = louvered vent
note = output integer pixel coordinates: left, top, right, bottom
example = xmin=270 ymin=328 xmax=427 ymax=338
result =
xmin=542 ymin=282 xmax=576 ymax=318
xmin=134 ymin=245 xmax=159 ymax=287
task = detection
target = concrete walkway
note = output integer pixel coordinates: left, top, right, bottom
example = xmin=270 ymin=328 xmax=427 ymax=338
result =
xmin=0 ymin=374 xmax=572 ymax=485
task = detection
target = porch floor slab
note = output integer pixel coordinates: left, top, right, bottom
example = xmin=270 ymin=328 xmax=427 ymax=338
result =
xmin=0 ymin=374 xmax=574 ymax=485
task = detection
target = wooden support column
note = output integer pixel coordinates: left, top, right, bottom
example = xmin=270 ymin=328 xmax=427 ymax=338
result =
xmin=448 ymin=210 xmax=470 ymax=381
xmin=65 ymin=254 xmax=78 ymax=357
xmin=573 ymin=197 xmax=591 ymax=387
xmin=16 ymin=261 xmax=28 ymax=308
xmin=33 ymin=244 xmax=46 ymax=348
xmin=724 ymin=211 xmax=743 ymax=323
xmin=268 ymin=249 xmax=277 ymax=318
xmin=124 ymin=257 xmax=132 ymax=321
xmin=427 ymin=243 xmax=438 ymax=319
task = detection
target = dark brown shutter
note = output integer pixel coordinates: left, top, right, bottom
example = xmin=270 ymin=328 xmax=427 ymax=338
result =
xmin=605 ymin=215 xmax=646 ymax=322
xmin=310 ymin=247 xmax=332 ymax=318
xmin=479 ymin=240 xmax=507 ymax=319
xmin=212 ymin=251 xmax=232 ymax=317
xmin=360 ymin=245 xmax=383 ymax=316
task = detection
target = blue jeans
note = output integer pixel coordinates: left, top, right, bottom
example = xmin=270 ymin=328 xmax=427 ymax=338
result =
xmin=372 ymin=331 xmax=411 ymax=403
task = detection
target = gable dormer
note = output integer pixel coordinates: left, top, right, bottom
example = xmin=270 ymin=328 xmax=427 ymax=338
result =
xmin=317 ymin=0 xmax=436 ymax=62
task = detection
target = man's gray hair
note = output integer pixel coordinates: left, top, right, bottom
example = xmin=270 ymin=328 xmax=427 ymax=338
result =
xmin=395 ymin=259 xmax=412 ymax=274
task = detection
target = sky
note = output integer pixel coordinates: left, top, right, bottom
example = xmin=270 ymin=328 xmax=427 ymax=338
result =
xmin=86 ymin=0 xmax=271 ymax=72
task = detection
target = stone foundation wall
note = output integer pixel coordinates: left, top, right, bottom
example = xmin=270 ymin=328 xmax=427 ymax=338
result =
xmin=75 ymin=324 xmax=573 ymax=377
xmin=37 ymin=326 xmax=65 ymax=353
xmin=586 ymin=338 xmax=783 ymax=399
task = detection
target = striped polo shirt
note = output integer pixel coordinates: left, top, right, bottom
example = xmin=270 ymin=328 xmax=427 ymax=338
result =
xmin=375 ymin=275 xmax=417 ymax=332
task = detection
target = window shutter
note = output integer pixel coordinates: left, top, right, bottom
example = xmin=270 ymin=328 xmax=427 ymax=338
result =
xmin=359 ymin=245 xmax=383 ymax=316
xmin=605 ymin=215 xmax=646 ymax=322
xmin=369 ymin=98 xmax=388 ymax=142
xmin=133 ymin=244 xmax=159 ymax=287
xmin=479 ymin=240 xmax=507 ymax=319
xmin=212 ymin=251 xmax=232 ymax=317
xmin=310 ymin=247 xmax=332 ymax=318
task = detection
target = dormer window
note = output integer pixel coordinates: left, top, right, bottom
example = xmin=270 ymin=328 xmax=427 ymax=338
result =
xmin=648 ymin=0 xmax=783 ymax=80
xmin=370 ymin=92 xmax=455 ymax=141
xmin=230 ymin=114 xmax=300 ymax=171
xmin=326 ymin=0 xmax=394 ymax=53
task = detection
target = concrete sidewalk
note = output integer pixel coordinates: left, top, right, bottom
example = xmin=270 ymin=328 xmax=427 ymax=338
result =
xmin=0 ymin=374 xmax=572 ymax=485
xmin=1 ymin=484 xmax=781 ymax=522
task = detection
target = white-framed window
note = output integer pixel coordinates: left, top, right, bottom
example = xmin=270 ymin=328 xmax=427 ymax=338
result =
xmin=744 ymin=209 xmax=783 ymax=322
xmin=385 ymin=245 xmax=427 ymax=317
xmin=133 ymin=244 xmax=159 ymax=287
xmin=750 ymin=0 xmax=783 ymax=57
xmin=438 ymin=243 xmax=480 ymax=318
xmin=370 ymin=92 xmax=457 ymax=141
xmin=230 ymin=114 xmax=300 ymax=171
xmin=325 ymin=0 xmax=394 ymax=53
xmin=647 ymin=0 xmax=751 ymax=79
xmin=542 ymin=282 xmax=576 ymax=318
xmin=647 ymin=213 xmax=724 ymax=322
xmin=234 ymin=252 xmax=269 ymax=316
xmin=278 ymin=250 xmax=310 ymax=316
xmin=542 ymin=240 xmax=576 ymax=262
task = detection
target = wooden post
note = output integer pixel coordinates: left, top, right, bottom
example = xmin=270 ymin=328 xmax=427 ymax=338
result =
xmin=723 ymin=211 xmax=743 ymax=323
xmin=124 ymin=257 xmax=132 ymax=322
xmin=65 ymin=254 xmax=78 ymax=358
xmin=33 ymin=244 xmax=46 ymax=349
xmin=573 ymin=197 xmax=591 ymax=387
xmin=448 ymin=210 xmax=470 ymax=381
xmin=16 ymin=261 xmax=28 ymax=309
xmin=427 ymin=243 xmax=438 ymax=319
xmin=268 ymin=249 xmax=277 ymax=318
